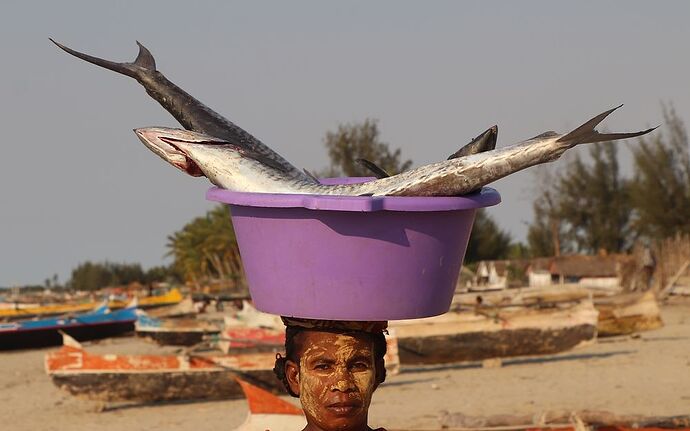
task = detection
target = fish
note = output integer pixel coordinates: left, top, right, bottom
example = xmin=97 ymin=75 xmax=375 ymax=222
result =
xmin=49 ymin=39 xmax=312 ymax=182
xmin=134 ymin=105 xmax=655 ymax=197
xmin=357 ymin=125 xmax=499 ymax=179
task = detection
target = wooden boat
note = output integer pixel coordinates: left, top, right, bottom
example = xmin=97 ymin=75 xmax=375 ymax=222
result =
xmin=135 ymin=313 xmax=220 ymax=346
xmin=235 ymin=378 xmax=305 ymax=431
xmin=144 ymin=296 xmax=196 ymax=318
xmin=0 ymin=303 xmax=136 ymax=350
xmin=216 ymin=326 xmax=286 ymax=353
xmin=453 ymin=286 xmax=664 ymax=338
xmin=0 ymin=289 xmax=183 ymax=320
xmin=233 ymin=378 xmax=690 ymax=431
xmin=108 ymin=288 xmax=183 ymax=310
xmin=390 ymin=299 xmax=598 ymax=365
xmin=594 ymin=290 xmax=663 ymax=337
xmin=0 ymin=300 xmax=99 ymax=320
xmin=45 ymin=334 xmax=284 ymax=403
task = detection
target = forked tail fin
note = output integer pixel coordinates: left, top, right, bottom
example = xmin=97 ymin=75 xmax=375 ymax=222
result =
xmin=49 ymin=39 xmax=156 ymax=79
xmin=557 ymin=105 xmax=657 ymax=146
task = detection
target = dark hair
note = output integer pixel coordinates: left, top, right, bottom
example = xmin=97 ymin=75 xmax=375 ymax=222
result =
xmin=273 ymin=326 xmax=388 ymax=397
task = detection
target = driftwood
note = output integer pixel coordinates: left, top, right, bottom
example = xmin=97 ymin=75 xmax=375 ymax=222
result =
xmin=439 ymin=409 xmax=690 ymax=429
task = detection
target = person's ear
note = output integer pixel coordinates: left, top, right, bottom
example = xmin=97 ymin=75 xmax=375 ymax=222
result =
xmin=285 ymin=359 xmax=301 ymax=396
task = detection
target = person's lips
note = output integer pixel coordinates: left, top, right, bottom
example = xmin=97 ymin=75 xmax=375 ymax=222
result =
xmin=326 ymin=400 xmax=363 ymax=415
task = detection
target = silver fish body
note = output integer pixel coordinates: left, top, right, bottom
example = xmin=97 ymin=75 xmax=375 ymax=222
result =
xmin=135 ymin=106 xmax=655 ymax=197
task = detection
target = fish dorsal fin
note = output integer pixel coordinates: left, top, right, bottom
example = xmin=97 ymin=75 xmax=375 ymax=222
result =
xmin=236 ymin=379 xmax=303 ymax=415
xmin=134 ymin=41 xmax=156 ymax=71
xmin=302 ymin=169 xmax=319 ymax=182
xmin=448 ymin=125 xmax=498 ymax=159
xmin=356 ymin=159 xmax=391 ymax=179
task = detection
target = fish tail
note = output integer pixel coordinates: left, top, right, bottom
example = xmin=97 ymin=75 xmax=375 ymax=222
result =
xmin=49 ymin=39 xmax=156 ymax=80
xmin=557 ymin=105 xmax=657 ymax=146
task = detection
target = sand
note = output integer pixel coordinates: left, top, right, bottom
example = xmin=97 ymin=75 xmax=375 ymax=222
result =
xmin=1 ymin=302 xmax=688 ymax=431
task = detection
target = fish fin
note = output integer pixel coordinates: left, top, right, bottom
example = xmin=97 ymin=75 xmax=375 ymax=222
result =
xmin=557 ymin=105 xmax=657 ymax=146
xmin=133 ymin=41 xmax=156 ymax=70
xmin=49 ymin=39 xmax=156 ymax=79
xmin=448 ymin=125 xmax=499 ymax=159
xmin=303 ymin=168 xmax=319 ymax=182
xmin=356 ymin=159 xmax=391 ymax=179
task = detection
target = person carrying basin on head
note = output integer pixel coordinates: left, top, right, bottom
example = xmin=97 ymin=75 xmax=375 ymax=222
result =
xmin=273 ymin=318 xmax=389 ymax=431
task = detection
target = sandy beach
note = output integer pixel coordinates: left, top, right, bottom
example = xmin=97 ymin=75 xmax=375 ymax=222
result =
xmin=2 ymin=301 xmax=688 ymax=431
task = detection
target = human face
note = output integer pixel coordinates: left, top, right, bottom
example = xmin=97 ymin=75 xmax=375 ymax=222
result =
xmin=286 ymin=331 xmax=377 ymax=431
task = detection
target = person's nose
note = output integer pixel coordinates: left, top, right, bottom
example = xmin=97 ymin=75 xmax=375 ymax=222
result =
xmin=331 ymin=366 xmax=356 ymax=392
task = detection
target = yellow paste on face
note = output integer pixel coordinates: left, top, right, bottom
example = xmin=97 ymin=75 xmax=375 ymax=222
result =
xmin=297 ymin=333 xmax=376 ymax=429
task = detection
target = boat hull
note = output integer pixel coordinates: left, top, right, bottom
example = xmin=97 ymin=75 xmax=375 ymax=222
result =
xmin=397 ymin=323 xmax=596 ymax=365
xmin=136 ymin=329 xmax=218 ymax=346
xmin=391 ymin=300 xmax=598 ymax=365
xmin=0 ymin=321 xmax=134 ymax=350
xmin=595 ymin=291 xmax=663 ymax=337
xmin=50 ymin=369 xmax=280 ymax=403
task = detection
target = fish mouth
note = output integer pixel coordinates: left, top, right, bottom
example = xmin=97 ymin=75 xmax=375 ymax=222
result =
xmin=134 ymin=128 xmax=206 ymax=177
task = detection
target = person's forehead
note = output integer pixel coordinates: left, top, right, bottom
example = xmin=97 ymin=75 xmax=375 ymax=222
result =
xmin=298 ymin=331 xmax=374 ymax=355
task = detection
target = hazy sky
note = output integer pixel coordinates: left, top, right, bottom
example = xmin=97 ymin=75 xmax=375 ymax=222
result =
xmin=1 ymin=1 xmax=688 ymax=287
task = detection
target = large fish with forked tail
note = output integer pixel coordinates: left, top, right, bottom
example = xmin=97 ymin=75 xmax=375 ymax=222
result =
xmin=50 ymin=39 xmax=313 ymax=182
xmin=134 ymin=105 xmax=655 ymax=196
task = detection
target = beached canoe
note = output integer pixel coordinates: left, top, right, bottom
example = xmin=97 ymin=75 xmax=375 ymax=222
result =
xmin=0 ymin=300 xmax=99 ymax=320
xmin=0 ymin=303 xmax=136 ymax=350
xmin=135 ymin=313 xmax=220 ymax=346
xmin=45 ymin=334 xmax=283 ymax=403
xmin=594 ymin=290 xmax=663 ymax=337
xmin=390 ymin=299 xmax=598 ymax=365
xmin=108 ymin=288 xmax=183 ymax=310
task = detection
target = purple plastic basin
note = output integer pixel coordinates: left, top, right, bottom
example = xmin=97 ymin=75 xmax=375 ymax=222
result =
xmin=206 ymin=180 xmax=500 ymax=320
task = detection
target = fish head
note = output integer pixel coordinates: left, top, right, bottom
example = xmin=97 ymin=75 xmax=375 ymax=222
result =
xmin=133 ymin=127 xmax=221 ymax=177
xmin=134 ymin=127 xmax=286 ymax=191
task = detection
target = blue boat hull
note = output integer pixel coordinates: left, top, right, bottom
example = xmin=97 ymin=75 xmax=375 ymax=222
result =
xmin=0 ymin=320 xmax=135 ymax=350
xmin=0 ymin=307 xmax=137 ymax=350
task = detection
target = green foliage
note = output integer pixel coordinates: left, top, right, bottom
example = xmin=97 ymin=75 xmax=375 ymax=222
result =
xmin=166 ymin=205 xmax=245 ymax=286
xmin=68 ymin=261 xmax=143 ymax=291
xmin=629 ymin=105 xmax=690 ymax=238
xmin=323 ymin=119 xmax=413 ymax=177
xmin=464 ymin=210 xmax=513 ymax=263
xmin=558 ymin=142 xmax=633 ymax=253
xmin=67 ymin=262 xmax=177 ymax=291
xmin=527 ymin=187 xmax=564 ymax=257
xmin=528 ymin=141 xmax=633 ymax=255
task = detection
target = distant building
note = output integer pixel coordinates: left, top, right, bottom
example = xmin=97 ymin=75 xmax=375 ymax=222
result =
xmin=469 ymin=254 xmax=632 ymax=291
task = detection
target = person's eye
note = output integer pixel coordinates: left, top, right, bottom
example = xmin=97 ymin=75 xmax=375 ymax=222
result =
xmin=352 ymin=361 xmax=370 ymax=370
xmin=314 ymin=363 xmax=331 ymax=370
